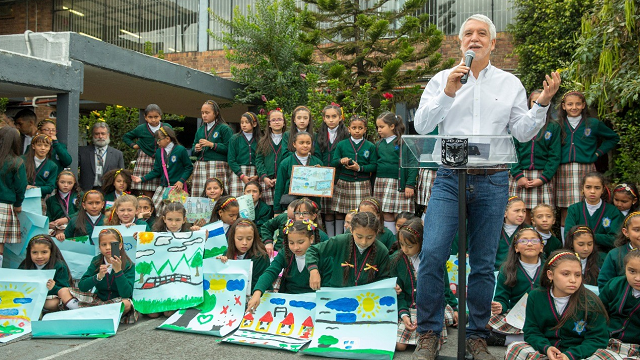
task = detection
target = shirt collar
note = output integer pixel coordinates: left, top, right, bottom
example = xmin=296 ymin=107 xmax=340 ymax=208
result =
xmin=351 ymin=136 xmax=363 ymax=144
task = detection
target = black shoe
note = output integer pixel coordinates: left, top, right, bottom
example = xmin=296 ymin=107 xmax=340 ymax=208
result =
xmin=485 ymin=331 xmax=506 ymax=347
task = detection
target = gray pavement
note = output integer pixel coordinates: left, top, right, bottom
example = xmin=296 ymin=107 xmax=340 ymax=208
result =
xmin=2 ymin=318 xmax=506 ymax=360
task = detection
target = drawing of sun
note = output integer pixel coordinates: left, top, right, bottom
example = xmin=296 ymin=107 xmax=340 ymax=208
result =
xmin=138 ymin=232 xmax=155 ymax=244
xmin=356 ymin=292 xmax=380 ymax=319
xmin=205 ymin=276 xmax=227 ymax=293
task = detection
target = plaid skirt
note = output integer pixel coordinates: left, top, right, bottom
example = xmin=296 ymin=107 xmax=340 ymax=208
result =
xmin=131 ymin=151 xmax=161 ymax=191
xmin=262 ymin=182 xmax=275 ymax=206
xmin=488 ymin=313 xmax=523 ymax=335
xmin=228 ymin=165 xmax=257 ymax=198
xmin=604 ymin=338 xmax=640 ymax=359
xmin=332 ymin=180 xmax=372 ymax=213
xmin=396 ymin=305 xmax=454 ymax=345
xmin=191 ymin=160 xmax=229 ymax=198
xmin=0 ymin=202 xmax=21 ymax=244
xmin=67 ymin=287 xmax=139 ymax=324
xmin=321 ymin=196 xmax=334 ymax=215
xmin=506 ymin=341 xmax=619 ymax=360
xmin=151 ymin=186 xmax=168 ymax=213
xmin=555 ymin=162 xmax=595 ymax=208
xmin=416 ymin=169 xmax=437 ymax=206
xmin=509 ymin=169 xmax=555 ymax=209
xmin=374 ymin=177 xmax=415 ymax=214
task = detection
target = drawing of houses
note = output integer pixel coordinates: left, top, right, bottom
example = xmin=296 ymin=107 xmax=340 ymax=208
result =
xmin=255 ymin=311 xmax=273 ymax=332
xmin=241 ymin=313 xmax=254 ymax=328
xmin=299 ymin=316 xmax=314 ymax=338
xmin=275 ymin=312 xmax=295 ymax=336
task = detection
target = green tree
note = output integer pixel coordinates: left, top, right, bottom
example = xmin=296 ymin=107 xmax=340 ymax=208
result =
xmin=190 ymin=251 xmax=203 ymax=276
xmin=0 ymin=98 xmax=8 ymax=114
xmin=135 ymin=261 xmax=152 ymax=284
xmin=210 ymin=0 xmax=314 ymax=111
xmin=317 ymin=334 xmax=339 ymax=348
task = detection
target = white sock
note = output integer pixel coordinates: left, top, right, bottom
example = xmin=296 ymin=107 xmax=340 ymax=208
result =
xmin=335 ymin=220 xmax=345 ymax=235
xmin=325 ymin=221 xmax=335 ymax=237
xmin=66 ymin=298 xmax=80 ymax=310
xmin=505 ymin=334 xmax=524 ymax=346
xmin=384 ymin=221 xmax=397 ymax=235
xmin=0 ymin=254 xmax=3 ymax=268
xmin=560 ymin=226 xmax=565 ymax=242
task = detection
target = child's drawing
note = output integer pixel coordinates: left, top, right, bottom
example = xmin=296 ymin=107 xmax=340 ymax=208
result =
xmin=31 ymin=302 xmax=124 ymax=338
xmin=446 ymin=255 xmax=470 ymax=295
xmin=237 ymin=195 xmax=255 ymax=221
xmin=92 ymin=225 xmax=145 ymax=262
xmin=289 ymin=166 xmax=336 ymax=198
xmin=183 ymin=197 xmax=215 ymax=223
xmin=201 ymin=221 xmax=228 ymax=260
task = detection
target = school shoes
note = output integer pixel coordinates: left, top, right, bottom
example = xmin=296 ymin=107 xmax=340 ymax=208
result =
xmin=465 ymin=336 xmax=496 ymax=360
xmin=485 ymin=331 xmax=506 ymax=346
xmin=412 ymin=331 xmax=441 ymax=360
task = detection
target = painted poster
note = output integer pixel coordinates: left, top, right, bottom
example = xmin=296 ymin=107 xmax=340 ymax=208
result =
xmin=0 ymin=269 xmax=53 ymax=343
xmin=22 ymin=188 xmax=43 ymax=214
xmin=504 ymin=293 xmax=527 ymax=329
xmin=237 ymin=195 xmax=255 ymax=221
xmin=304 ymin=278 xmax=398 ymax=360
xmin=183 ymin=197 xmax=215 ymax=223
xmin=92 ymin=225 xmax=145 ymax=262
xmin=224 ymin=292 xmax=316 ymax=352
xmin=201 ymin=221 xmax=228 ymax=260
xmin=3 ymin=211 xmax=49 ymax=269
xmin=446 ymin=255 xmax=470 ymax=295
xmin=289 ymin=166 xmax=336 ymax=198
xmin=56 ymin=236 xmax=95 ymax=280
xmin=31 ymin=302 xmax=124 ymax=338
xmin=133 ymin=231 xmax=206 ymax=314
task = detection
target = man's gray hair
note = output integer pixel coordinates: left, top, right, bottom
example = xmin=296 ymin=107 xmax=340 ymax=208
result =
xmin=92 ymin=121 xmax=110 ymax=134
xmin=458 ymin=14 xmax=496 ymax=41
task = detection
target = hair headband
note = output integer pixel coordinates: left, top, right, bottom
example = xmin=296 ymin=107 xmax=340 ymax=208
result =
xmin=33 ymin=133 xmax=51 ymax=142
xmin=159 ymin=127 xmax=168 ymax=137
xmin=360 ymin=199 xmax=381 ymax=213
xmin=37 ymin=119 xmax=56 ymax=128
xmin=137 ymin=195 xmax=153 ymax=201
xmin=561 ymin=90 xmax=584 ymax=102
xmin=235 ymin=218 xmax=253 ymax=227
xmin=571 ymin=226 xmax=593 ymax=236
xmin=299 ymin=198 xmax=318 ymax=209
xmin=547 ymin=251 xmax=578 ymax=267
xmin=400 ymin=224 xmax=421 ymax=238
xmin=508 ymin=196 xmax=520 ymax=203
xmin=219 ymin=197 xmax=237 ymax=210
xmin=329 ymin=102 xmax=344 ymax=119
xmin=624 ymin=211 xmax=640 ymax=228
xmin=283 ymin=219 xmax=317 ymax=234
xmin=244 ymin=112 xmax=258 ymax=124
xmin=100 ymin=228 xmax=123 ymax=244
xmin=29 ymin=234 xmax=51 ymax=243
xmin=614 ymin=183 xmax=638 ymax=199
xmin=82 ymin=189 xmax=101 ymax=202
xmin=114 ymin=168 xmax=123 ymax=179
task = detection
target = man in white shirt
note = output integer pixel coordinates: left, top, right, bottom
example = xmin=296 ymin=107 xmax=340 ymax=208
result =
xmin=411 ymin=14 xmax=560 ymax=360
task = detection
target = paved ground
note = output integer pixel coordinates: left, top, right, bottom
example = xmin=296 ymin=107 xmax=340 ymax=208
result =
xmin=2 ymin=318 xmax=506 ymax=360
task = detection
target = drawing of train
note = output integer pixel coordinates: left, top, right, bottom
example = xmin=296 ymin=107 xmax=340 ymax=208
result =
xmin=141 ymin=273 xmax=192 ymax=289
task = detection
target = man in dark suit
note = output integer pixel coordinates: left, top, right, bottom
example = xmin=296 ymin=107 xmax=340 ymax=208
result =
xmin=78 ymin=122 xmax=124 ymax=191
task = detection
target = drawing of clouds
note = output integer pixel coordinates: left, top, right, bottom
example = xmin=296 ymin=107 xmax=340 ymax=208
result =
xmin=290 ymin=300 xmax=316 ymax=310
xmin=226 ymin=279 xmax=246 ymax=291
xmin=183 ymin=237 xmax=204 ymax=246
xmin=380 ymin=296 xmax=396 ymax=306
xmin=336 ymin=313 xmax=357 ymax=323
xmin=325 ymin=297 xmax=359 ymax=312
xmin=154 ymin=236 xmax=172 ymax=246
xmin=167 ymin=246 xmax=187 ymax=252
xmin=136 ymin=249 xmax=155 ymax=258
xmin=270 ymin=297 xmax=286 ymax=305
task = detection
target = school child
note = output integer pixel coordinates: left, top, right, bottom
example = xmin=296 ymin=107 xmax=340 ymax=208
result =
xmin=510 ymin=90 xmax=562 ymax=222
xmin=227 ymin=112 xmax=260 ymax=197
xmin=208 ymin=195 xmax=239 ymax=233
xmin=131 ymin=126 xmax=193 ymax=211
xmin=612 ymin=183 xmax=639 ymax=217
xmin=201 ymin=177 xmax=226 ymax=203
xmin=564 ymin=172 xmax=623 ymax=253
xmin=505 ymin=251 xmax=609 ymax=360
xmin=273 ymin=131 xmax=323 ymax=213
xmin=395 ymin=212 xmax=416 ymax=234
xmin=315 ymin=104 xmax=349 ymax=237
xmin=18 ymin=234 xmax=73 ymax=311
xmin=61 ymin=190 xmax=105 ymax=244
xmin=244 ymin=180 xmax=273 ymax=230
xmin=217 ymin=218 xmax=270 ymax=292
xmin=344 ymin=209 xmax=357 ymax=234
xmin=597 ymin=250 xmax=640 ymax=359
xmin=58 ymin=228 xmax=138 ymax=323
xmin=555 ymin=91 xmax=619 ymax=234
xmin=46 ymin=170 xmax=80 ymax=234
xmin=123 ymin=104 xmax=171 ymax=196
xmin=104 ymin=194 xmax=150 ymax=230
xmin=23 ymin=133 xmax=58 ymax=198
xmin=256 ymin=109 xmax=289 ymax=206
xmin=285 ymin=106 xmax=313 ymax=152
xmin=0 ymin=127 xmax=28 ymax=266
xmin=331 ymin=115 xmax=377 ymax=235
xmin=102 ymin=168 xmax=132 ymax=202
xmin=530 ymin=204 xmax=563 ymax=257
xmin=306 ymin=211 xmax=390 ymax=289
xmin=247 ymin=220 xmax=333 ymax=312
xmin=136 ymin=195 xmax=157 ymax=229
xmin=564 ymin=226 xmax=602 ymax=286
xmin=293 ymin=198 xmax=330 ymax=242
xmin=358 ymin=197 xmax=396 ymax=250
xmin=495 ymin=196 xmax=528 ymax=271
xmin=34 ymin=119 xmax=72 ymax=171
xmin=191 ymin=100 xmax=233 ymax=196
xmin=598 ymin=211 xmax=640 ymax=291
xmin=487 ymin=228 xmax=544 ymax=346
xmin=373 ymin=111 xmax=417 ymax=233
xmin=261 ymin=199 xmax=300 ymax=257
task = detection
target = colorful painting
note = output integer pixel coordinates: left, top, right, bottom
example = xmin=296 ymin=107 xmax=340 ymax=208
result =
xmin=446 ymin=255 xmax=470 ymax=295
xmin=289 ymin=166 xmax=336 ymax=198
xmin=504 ymin=293 xmax=527 ymax=329
xmin=0 ymin=269 xmax=53 ymax=343
xmin=224 ymin=292 xmax=317 ymax=352
xmin=92 ymin=225 xmax=145 ymax=261
xmin=201 ymin=221 xmax=228 ymax=260
xmin=133 ymin=231 xmax=206 ymax=314
xmin=304 ymin=278 xmax=398 ymax=360
xmin=32 ymin=302 xmax=124 ymax=338
xmin=237 ymin=195 xmax=255 ymax=221
xmin=56 ymin=236 xmax=95 ymax=279
xmin=183 ymin=197 xmax=215 ymax=223
xmin=3 ymin=211 xmax=49 ymax=269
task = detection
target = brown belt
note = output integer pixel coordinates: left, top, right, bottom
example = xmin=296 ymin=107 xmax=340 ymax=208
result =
xmin=465 ymin=168 xmax=507 ymax=175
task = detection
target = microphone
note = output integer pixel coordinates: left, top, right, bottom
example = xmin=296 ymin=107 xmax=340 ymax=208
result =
xmin=460 ymin=50 xmax=476 ymax=84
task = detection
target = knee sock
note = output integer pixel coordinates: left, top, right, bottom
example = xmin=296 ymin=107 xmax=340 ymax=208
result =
xmin=505 ymin=334 xmax=524 ymax=346
xmin=384 ymin=221 xmax=397 ymax=235
xmin=325 ymin=221 xmax=335 ymax=237
xmin=335 ymin=220 xmax=345 ymax=235
xmin=65 ymin=298 xmax=80 ymax=310
xmin=560 ymin=226 xmax=565 ymax=242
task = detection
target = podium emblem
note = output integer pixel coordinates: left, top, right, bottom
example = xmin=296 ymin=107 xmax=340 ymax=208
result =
xmin=441 ymin=138 xmax=468 ymax=166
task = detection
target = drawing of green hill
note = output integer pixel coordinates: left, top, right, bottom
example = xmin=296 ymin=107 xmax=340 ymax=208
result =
xmin=147 ymin=250 xmax=204 ymax=276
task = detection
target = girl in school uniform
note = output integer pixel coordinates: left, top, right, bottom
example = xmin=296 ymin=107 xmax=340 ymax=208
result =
xmin=244 ymin=180 xmax=273 ymax=230
xmin=256 ymin=109 xmax=289 ymax=207
xmin=24 ymin=133 xmax=58 ymax=198
xmin=46 ymin=170 xmax=80 ymax=236
xmin=358 ymin=197 xmax=396 ymax=250
xmin=555 ymin=91 xmax=619 ymax=234
xmin=104 ymin=194 xmax=151 ymax=230
xmin=598 ymin=211 xmax=640 ymax=291
xmin=191 ymin=100 xmax=233 ymax=197
xmin=496 ymin=196 xmax=528 ymax=271
xmin=505 ymin=251 xmax=609 ymax=360
xmin=293 ymin=198 xmax=330 ymax=242
xmin=510 ymin=90 xmax=562 ymax=222
xmin=227 ymin=112 xmax=261 ymax=197
xmin=315 ymin=104 xmax=349 ymax=237
xmin=331 ymin=115 xmax=377 ymax=235
xmin=564 ymin=225 xmax=602 ymax=286
xmin=373 ymin=111 xmax=417 ymax=233
xmin=208 ymin=195 xmax=240 ymax=234
xmin=34 ymin=119 xmax=72 ymax=172
xmin=285 ymin=106 xmax=314 ymax=152
xmin=102 ymin=168 xmax=132 ymax=203
xmin=306 ymin=211 xmax=390 ymax=289
xmin=488 ymin=228 xmax=544 ymax=346
xmin=531 ymin=204 xmax=563 ymax=258
xmin=136 ymin=195 xmax=157 ymax=229
xmin=131 ymin=126 xmax=193 ymax=211
xmin=612 ymin=183 xmax=639 ymax=217
xmin=60 ymin=190 xmax=105 ymax=244
xmin=0 ymin=127 xmax=27 ymax=266
xmin=201 ymin=177 xmax=226 ymax=203
xmin=123 ymin=104 xmax=171 ymax=197
xmin=564 ymin=172 xmax=623 ymax=253
xmin=261 ymin=199 xmax=300 ymax=257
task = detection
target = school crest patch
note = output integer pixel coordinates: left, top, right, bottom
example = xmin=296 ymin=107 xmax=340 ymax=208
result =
xmin=213 ymin=132 xmax=219 ymax=139
xmin=363 ymin=150 xmax=370 ymax=158
xmin=584 ymin=128 xmax=592 ymax=137
xmin=544 ymin=131 xmax=552 ymax=140
xmin=573 ymin=320 xmax=587 ymax=335
xmin=602 ymin=217 xmax=611 ymax=228
xmin=43 ymin=171 xmax=50 ymax=178
xmin=171 ymin=155 xmax=177 ymax=163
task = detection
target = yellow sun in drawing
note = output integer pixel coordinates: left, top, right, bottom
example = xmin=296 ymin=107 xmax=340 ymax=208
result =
xmin=206 ymin=275 xmax=227 ymax=294
xmin=356 ymin=292 xmax=380 ymax=319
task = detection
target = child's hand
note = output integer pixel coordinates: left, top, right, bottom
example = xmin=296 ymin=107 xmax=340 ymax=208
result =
xmin=13 ymin=206 xmax=21 ymax=213
xmin=55 ymin=233 xmax=66 ymax=241
xmin=193 ymin=219 xmax=206 ymax=227
xmin=249 ymin=176 xmax=259 ymax=182
xmin=173 ymin=181 xmax=183 ymax=191
xmin=404 ymin=188 xmax=415 ymax=198
xmin=340 ymin=157 xmax=350 ymax=165
xmin=516 ymin=177 xmax=529 ymax=188
xmin=133 ymin=232 xmax=138 ymax=240
xmin=246 ymin=291 xmax=262 ymax=313
xmin=195 ymin=143 xmax=202 ymax=152
xmin=402 ymin=315 xmax=417 ymax=331
xmin=527 ymin=179 xmax=543 ymax=188
xmin=216 ymin=255 xmax=228 ymax=263
xmin=490 ymin=301 xmax=502 ymax=315
xmin=98 ymin=265 xmax=109 ymax=280
xmin=452 ymin=311 xmax=459 ymax=327
xmin=131 ymin=176 xmax=142 ymax=183
xmin=265 ymin=244 xmax=274 ymax=258
xmin=190 ymin=225 xmax=201 ymax=231
xmin=547 ymin=347 xmax=562 ymax=360
xmin=133 ymin=144 xmax=140 ymax=150
xmin=110 ymin=256 xmax=123 ymax=273
xmin=124 ymin=223 xmax=135 ymax=228
xmin=395 ymin=284 xmax=402 ymax=295
xmin=46 ymin=279 xmax=55 ymax=290
xmin=26 ymin=185 xmax=36 ymax=189
xmin=264 ymin=177 xmax=275 ymax=188
xmin=199 ymin=139 xmax=213 ymax=148
xmin=345 ymin=161 xmax=360 ymax=171
xmin=559 ymin=354 xmax=569 ymax=360
xmin=138 ymin=211 xmax=151 ymax=220
xmin=309 ymin=269 xmax=321 ymax=290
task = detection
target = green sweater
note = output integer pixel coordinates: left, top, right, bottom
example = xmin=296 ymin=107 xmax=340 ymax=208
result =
xmin=306 ymin=233 xmax=390 ymax=287
xmin=511 ymin=121 xmax=562 ymax=184
xmin=45 ymin=192 xmax=79 ymax=220
xmin=377 ymin=228 xmax=396 ymax=250
xmin=0 ymin=158 xmax=27 ymax=207
xmin=253 ymin=250 xmax=332 ymax=294
xmin=254 ymin=200 xmax=273 ymax=230
xmin=23 ymin=156 xmax=58 ymax=197
xmin=523 ymin=288 xmax=609 ymax=360
xmin=255 ymin=137 xmax=289 ymax=180
xmin=331 ymin=138 xmax=377 ymax=182
xmin=599 ymin=275 xmax=640 ymax=343
xmin=78 ymin=255 xmax=135 ymax=300
xmin=495 ymin=224 xmax=530 ymax=271
xmin=273 ymin=154 xmax=324 ymax=213
xmin=598 ymin=244 xmax=633 ymax=292
xmin=240 ymin=253 xmax=270 ymax=293
xmin=192 ymin=122 xmax=233 ymax=161
xmin=493 ymin=261 xmax=542 ymax=314
xmin=560 ymin=117 xmax=619 ymax=164
xmin=19 ymin=260 xmax=71 ymax=296
xmin=65 ymin=213 xmax=104 ymax=244
xmin=564 ymin=201 xmax=623 ymax=252
xmin=141 ymin=145 xmax=193 ymax=186
xmin=375 ymin=139 xmax=418 ymax=190
xmin=543 ymin=234 xmax=563 ymax=258
xmin=227 ymin=132 xmax=257 ymax=176
xmin=25 ymin=140 xmax=72 ymax=172
xmin=259 ymin=213 xmax=329 ymax=251
xmin=123 ymin=122 xmax=172 ymax=157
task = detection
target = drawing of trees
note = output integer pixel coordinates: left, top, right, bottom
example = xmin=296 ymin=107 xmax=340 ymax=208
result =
xmin=191 ymin=252 xmax=203 ymax=276
xmin=317 ymin=335 xmax=339 ymax=348
xmin=135 ymin=261 xmax=152 ymax=284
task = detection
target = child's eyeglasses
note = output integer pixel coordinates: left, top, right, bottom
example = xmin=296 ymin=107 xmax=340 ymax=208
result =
xmin=156 ymin=137 xmax=166 ymax=144
xmin=516 ymin=238 xmax=541 ymax=245
xmin=294 ymin=211 xmax=311 ymax=217
xmin=270 ymin=118 xmax=284 ymax=123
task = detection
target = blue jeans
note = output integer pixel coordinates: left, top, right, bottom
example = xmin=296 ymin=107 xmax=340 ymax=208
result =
xmin=417 ymin=167 xmax=508 ymax=339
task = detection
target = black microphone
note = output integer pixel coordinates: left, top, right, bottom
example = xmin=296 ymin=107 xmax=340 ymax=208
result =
xmin=460 ymin=50 xmax=476 ymax=84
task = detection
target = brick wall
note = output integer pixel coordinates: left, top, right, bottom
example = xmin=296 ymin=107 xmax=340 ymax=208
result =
xmin=0 ymin=0 xmax=54 ymax=35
